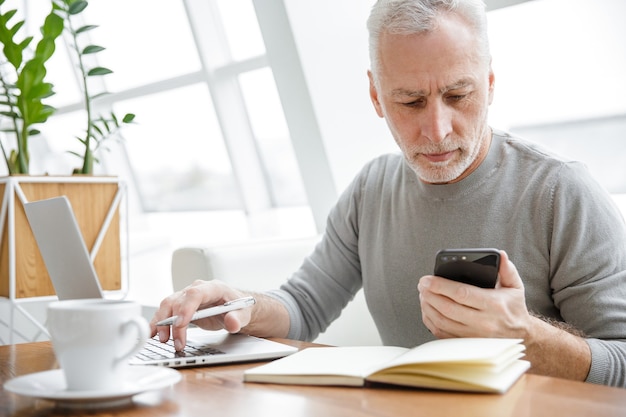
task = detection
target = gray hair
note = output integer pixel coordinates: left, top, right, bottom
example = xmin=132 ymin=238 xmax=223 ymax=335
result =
xmin=367 ymin=0 xmax=490 ymax=80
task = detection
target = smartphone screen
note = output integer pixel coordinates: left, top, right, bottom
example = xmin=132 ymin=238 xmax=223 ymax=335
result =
xmin=434 ymin=248 xmax=500 ymax=288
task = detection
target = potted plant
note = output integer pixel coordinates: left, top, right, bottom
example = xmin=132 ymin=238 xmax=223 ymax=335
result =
xmin=0 ymin=0 xmax=62 ymax=174
xmin=0 ymin=0 xmax=135 ymax=175
xmin=0 ymin=0 xmax=134 ymax=299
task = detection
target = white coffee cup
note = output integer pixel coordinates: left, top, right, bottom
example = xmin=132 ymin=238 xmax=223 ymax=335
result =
xmin=47 ymin=299 xmax=149 ymax=391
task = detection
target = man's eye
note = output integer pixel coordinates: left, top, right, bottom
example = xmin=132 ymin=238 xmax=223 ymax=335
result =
xmin=402 ymin=100 xmax=425 ymax=108
xmin=447 ymin=92 xmax=470 ymax=102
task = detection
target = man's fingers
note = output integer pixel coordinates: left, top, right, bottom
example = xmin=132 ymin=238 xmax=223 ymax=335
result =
xmin=496 ymin=250 xmax=524 ymax=290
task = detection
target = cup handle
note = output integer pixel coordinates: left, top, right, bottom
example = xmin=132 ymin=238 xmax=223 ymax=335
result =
xmin=115 ymin=316 xmax=150 ymax=368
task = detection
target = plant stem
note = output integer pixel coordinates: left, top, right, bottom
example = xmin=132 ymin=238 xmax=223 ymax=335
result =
xmin=17 ymin=118 xmax=28 ymax=172
xmin=0 ymin=69 xmax=26 ymax=173
xmin=0 ymin=72 xmax=14 ymax=173
xmin=65 ymin=14 xmax=93 ymax=174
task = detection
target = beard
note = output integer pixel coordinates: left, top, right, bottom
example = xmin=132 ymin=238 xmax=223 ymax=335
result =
xmin=402 ymin=136 xmax=484 ymax=184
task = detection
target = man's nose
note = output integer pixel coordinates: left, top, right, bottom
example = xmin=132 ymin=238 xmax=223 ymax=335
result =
xmin=421 ymin=101 xmax=452 ymax=143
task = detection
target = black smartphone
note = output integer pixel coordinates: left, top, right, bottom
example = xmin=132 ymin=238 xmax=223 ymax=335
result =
xmin=434 ymin=248 xmax=500 ymax=288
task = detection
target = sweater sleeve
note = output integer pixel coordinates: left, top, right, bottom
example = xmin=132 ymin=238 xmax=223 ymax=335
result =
xmin=549 ymin=162 xmax=626 ymax=387
xmin=266 ymin=161 xmax=373 ymax=341
xmin=586 ymin=339 xmax=626 ymax=386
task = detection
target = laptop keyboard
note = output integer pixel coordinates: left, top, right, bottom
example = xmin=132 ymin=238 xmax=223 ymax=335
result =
xmin=135 ymin=336 xmax=226 ymax=361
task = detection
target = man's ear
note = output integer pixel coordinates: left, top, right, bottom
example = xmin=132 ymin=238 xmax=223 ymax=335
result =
xmin=368 ymin=70 xmax=384 ymax=118
xmin=487 ymin=63 xmax=495 ymax=105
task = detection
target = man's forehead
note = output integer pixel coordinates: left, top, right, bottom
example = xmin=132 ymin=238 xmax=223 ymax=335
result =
xmin=376 ymin=27 xmax=487 ymax=97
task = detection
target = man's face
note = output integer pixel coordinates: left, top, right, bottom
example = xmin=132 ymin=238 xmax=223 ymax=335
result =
xmin=369 ymin=14 xmax=495 ymax=184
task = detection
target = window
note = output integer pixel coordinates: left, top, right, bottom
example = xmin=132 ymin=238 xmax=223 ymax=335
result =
xmin=239 ymin=68 xmax=307 ymax=207
xmin=4 ymin=0 xmax=313 ymax=225
xmin=487 ymin=0 xmax=626 ymax=193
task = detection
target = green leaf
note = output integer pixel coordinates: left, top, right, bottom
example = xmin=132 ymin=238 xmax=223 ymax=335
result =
xmin=82 ymin=45 xmax=105 ymax=54
xmin=74 ymin=136 xmax=88 ymax=146
xmin=17 ymin=36 xmax=32 ymax=50
xmin=41 ymin=88 xmax=56 ymax=99
xmin=68 ymin=0 xmax=88 ymax=15
xmin=41 ymin=103 xmax=56 ymax=114
xmin=1 ymin=23 xmax=31 ymax=68
xmin=122 ymin=113 xmax=136 ymax=123
xmin=28 ymin=128 xmax=41 ymax=136
xmin=3 ymin=8 xmax=17 ymax=21
xmin=11 ymin=19 xmax=24 ymax=35
xmin=31 ymin=104 xmax=55 ymax=123
xmin=91 ymin=123 xmax=104 ymax=136
xmin=75 ymin=24 xmax=98 ymax=34
xmin=17 ymin=63 xmax=48 ymax=98
xmin=34 ymin=38 xmax=56 ymax=62
xmin=87 ymin=67 xmax=113 ymax=76
xmin=98 ymin=116 xmax=111 ymax=132
xmin=27 ymin=82 xmax=53 ymax=99
xmin=41 ymin=9 xmax=64 ymax=38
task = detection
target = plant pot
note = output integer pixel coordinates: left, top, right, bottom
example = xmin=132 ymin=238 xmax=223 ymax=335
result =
xmin=0 ymin=176 xmax=125 ymax=299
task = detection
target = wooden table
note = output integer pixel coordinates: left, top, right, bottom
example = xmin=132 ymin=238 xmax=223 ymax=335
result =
xmin=2 ymin=340 xmax=626 ymax=417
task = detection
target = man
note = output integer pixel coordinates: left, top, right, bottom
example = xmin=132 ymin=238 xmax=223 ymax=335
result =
xmin=152 ymin=0 xmax=626 ymax=387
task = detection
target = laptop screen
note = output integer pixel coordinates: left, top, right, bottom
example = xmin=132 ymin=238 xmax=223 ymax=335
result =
xmin=24 ymin=196 xmax=103 ymax=300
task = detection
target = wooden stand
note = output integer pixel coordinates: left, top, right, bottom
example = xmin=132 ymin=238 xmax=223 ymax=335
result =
xmin=0 ymin=176 xmax=127 ymax=343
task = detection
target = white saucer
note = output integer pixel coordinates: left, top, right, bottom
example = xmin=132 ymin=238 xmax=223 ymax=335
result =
xmin=4 ymin=366 xmax=181 ymax=409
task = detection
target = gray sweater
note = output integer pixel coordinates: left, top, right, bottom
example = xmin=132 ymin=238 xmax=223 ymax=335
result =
xmin=269 ymin=130 xmax=626 ymax=387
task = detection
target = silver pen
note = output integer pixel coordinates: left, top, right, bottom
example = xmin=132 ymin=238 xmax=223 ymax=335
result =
xmin=156 ymin=296 xmax=256 ymax=326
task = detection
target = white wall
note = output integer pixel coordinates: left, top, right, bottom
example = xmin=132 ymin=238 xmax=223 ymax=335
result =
xmin=487 ymin=0 xmax=626 ymax=129
xmin=284 ymin=0 xmax=396 ymax=193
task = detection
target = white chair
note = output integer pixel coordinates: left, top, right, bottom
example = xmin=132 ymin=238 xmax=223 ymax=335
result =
xmin=171 ymin=236 xmax=381 ymax=346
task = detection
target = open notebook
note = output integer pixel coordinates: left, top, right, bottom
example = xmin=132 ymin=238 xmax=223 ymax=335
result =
xmin=24 ymin=196 xmax=297 ymax=368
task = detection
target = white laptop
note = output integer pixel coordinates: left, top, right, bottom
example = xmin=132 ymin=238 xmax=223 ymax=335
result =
xmin=24 ymin=196 xmax=297 ymax=368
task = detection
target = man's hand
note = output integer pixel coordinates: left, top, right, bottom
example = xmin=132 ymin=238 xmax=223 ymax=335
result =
xmin=418 ymin=250 xmax=591 ymax=380
xmin=418 ymin=250 xmax=532 ymax=339
xmin=150 ymin=280 xmax=290 ymax=351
